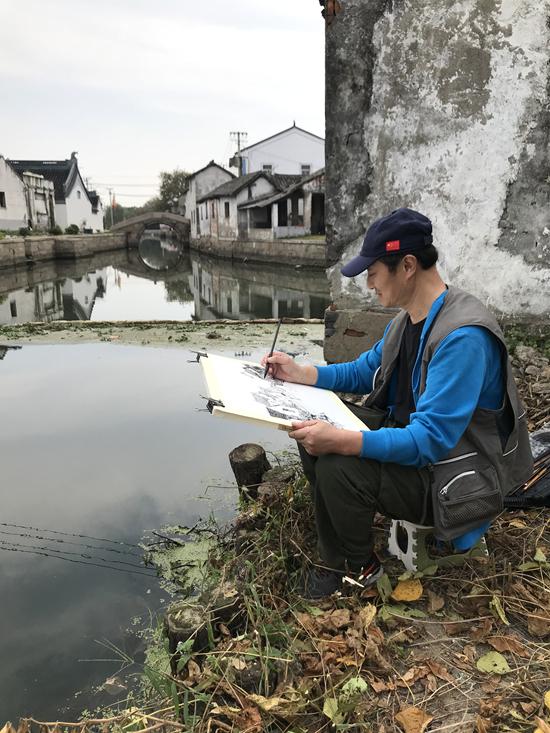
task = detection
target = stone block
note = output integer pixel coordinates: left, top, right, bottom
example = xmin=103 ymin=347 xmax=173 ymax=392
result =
xmin=323 ymin=307 xmax=394 ymax=363
xmin=25 ymin=236 xmax=55 ymax=261
xmin=0 ymin=238 xmax=26 ymax=268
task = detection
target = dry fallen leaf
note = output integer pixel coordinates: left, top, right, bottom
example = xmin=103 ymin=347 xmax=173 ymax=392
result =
xmin=545 ymin=690 xmax=550 ymax=711
xmin=427 ymin=589 xmax=445 ymax=612
xmin=487 ymin=635 xmax=529 ymax=658
xmin=184 ymin=659 xmax=202 ymax=685
xmin=230 ymin=657 xmax=247 ymax=671
xmin=326 ymin=608 xmax=352 ymax=630
xmin=528 ymin=613 xmax=550 ymax=638
xmin=357 ymin=603 xmax=377 ymax=632
xmin=399 ymin=665 xmax=430 ymax=687
xmin=391 ymin=578 xmax=423 ymax=602
xmin=426 ymin=659 xmax=454 ymax=684
xmin=508 ymin=518 xmax=527 ymax=528
xmin=475 ymin=715 xmax=491 ymax=733
xmin=534 ymin=717 xmax=550 ymax=733
xmin=395 ymin=706 xmax=433 ymax=733
xmin=235 ymin=704 xmax=263 ymax=733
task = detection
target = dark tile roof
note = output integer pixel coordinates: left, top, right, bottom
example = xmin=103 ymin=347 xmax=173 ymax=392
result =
xmin=239 ymin=123 xmax=325 ymax=153
xmin=272 ymin=174 xmax=302 ymax=190
xmin=197 ymin=171 xmax=303 ymax=203
xmin=197 ymin=171 xmax=267 ymax=202
xmin=238 ymin=168 xmax=325 ymax=210
xmin=8 ymin=155 xmax=90 ymax=204
xmin=88 ymin=190 xmax=101 ymax=213
xmin=189 ymin=160 xmax=235 ymax=181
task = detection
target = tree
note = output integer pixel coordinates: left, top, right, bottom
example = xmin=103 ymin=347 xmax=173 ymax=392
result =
xmin=159 ymin=169 xmax=190 ymax=212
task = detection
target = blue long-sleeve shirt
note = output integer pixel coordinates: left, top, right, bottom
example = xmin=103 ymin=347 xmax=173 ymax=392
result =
xmin=315 ymin=291 xmax=504 ymax=467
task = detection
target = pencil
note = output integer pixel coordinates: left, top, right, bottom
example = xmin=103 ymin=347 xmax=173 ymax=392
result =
xmin=263 ymin=318 xmax=283 ymax=378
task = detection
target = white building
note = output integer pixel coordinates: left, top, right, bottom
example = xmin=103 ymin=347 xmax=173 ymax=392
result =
xmin=233 ymin=123 xmax=325 ymax=177
xmin=9 ymin=153 xmax=104 ymax=232
xmin=180 ymin=161 xmax=234 ymax=240
xmin=196 ymin=172 xmax=300 ymax=240
xmin=0 ymin=156 xmax=28 ymax=230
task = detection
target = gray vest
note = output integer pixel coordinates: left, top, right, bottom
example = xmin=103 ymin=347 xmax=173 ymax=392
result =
xmin=365 ymin=287 xmax=533 ymax=539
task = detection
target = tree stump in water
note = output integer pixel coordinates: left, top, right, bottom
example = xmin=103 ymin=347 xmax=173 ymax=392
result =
xmin=229 ymin=443 xmax=271 ymax=500
xmin=164 ymin=602 xmax=209 ymax=676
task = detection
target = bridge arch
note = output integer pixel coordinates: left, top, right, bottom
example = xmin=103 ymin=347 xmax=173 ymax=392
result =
xmin=111 ymin=212 xmax=190 ymax=246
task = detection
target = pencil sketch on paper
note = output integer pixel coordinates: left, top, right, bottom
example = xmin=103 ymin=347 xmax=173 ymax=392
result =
xmin=200 ymin=354 xmax=366 ymax=432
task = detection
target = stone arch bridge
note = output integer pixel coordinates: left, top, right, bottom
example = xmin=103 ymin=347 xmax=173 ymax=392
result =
xmin=111 ymin=212 xmax=190 ymax=246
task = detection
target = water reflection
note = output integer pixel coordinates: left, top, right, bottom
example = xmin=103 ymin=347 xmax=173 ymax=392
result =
xmin=0 ymin=343 xmax=292 ymax=721
xmin=0 ymin=234 xmax=330 ymax=324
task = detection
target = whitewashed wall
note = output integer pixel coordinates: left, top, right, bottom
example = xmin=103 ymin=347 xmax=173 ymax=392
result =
xmin=327 ymin=0 xmax=550 ymax=316
xmin=243 ymin=128 xmax=324 ymax=176
xmin=0 ymin=157 xmax=27 ymax=230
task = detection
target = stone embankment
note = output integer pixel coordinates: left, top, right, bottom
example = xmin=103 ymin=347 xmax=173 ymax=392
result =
xmin=191 ymin=236 xmax=327 ymax=268
xmin=0 ymin=233 xmax=127 ymax=269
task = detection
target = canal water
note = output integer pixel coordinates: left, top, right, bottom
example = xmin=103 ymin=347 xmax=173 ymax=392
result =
xmin=0 ymin=235 xmax=331 ymax=324
xmin=0 ymin=235 xmax=329 ymax=721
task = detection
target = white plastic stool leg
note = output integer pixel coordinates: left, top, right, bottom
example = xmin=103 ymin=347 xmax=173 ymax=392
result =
xmin=388 ymin=519 xmax=432 ymax=572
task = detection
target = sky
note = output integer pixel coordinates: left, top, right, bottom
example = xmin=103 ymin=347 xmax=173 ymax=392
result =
xmin=0 ymin=0 xmax=325 ymax=206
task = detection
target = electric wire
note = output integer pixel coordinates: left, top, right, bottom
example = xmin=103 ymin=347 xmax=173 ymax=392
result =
xmin=0 ymin=528 xmax=142 ymax=557
xmin=0 ymin=522 xmax=142 ymax=549
xmin=0 ymin=538 xmax=154 ymax=572
xmin=0 ymin=545 xmax=157 ymax=577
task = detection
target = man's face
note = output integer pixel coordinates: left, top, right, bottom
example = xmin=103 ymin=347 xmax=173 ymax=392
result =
xmin=366 ymin=260 xmax=407 ymax=308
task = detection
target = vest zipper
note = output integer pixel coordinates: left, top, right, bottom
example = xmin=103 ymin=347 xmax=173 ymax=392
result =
xmin=439 ymin=470 xmax=476 ymax=497
xmin=434 ymin=451 xmax=478 ymax=466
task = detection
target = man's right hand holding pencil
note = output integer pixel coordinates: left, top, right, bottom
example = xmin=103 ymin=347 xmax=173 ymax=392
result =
xmin=260 ymin=351 xmax=318 ymax=385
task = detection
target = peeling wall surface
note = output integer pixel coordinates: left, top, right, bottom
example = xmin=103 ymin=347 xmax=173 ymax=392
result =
xmin=326 ymin=0 xmax=550 ymax=316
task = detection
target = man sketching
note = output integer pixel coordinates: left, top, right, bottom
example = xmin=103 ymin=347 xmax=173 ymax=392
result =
xmin=262 ymin=208 xmax=533 ymax=599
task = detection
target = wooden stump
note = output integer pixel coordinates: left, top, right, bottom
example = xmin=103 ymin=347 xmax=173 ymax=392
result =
xmin=229 ymin=443 xmax=271 ymax=500
xmin=164 ymin=601 xmax=209 ymax=676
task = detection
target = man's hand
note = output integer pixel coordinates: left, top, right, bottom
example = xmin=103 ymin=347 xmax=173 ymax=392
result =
xmin=260 ymin=351 xmax=317 ymax=384
xmin=289 ymin=420 xmax=363 ymax=456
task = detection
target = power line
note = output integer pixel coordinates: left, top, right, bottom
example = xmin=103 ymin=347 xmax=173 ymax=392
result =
xmin=0 ymin=545 xmax=157 ymax=577
xmin=0 ymin=528 xmax=142 ymax=557
xmin=0 ymin=538 xmax=156 ymax=573
xmin=0 ymin=522 xmax=142 ymax=550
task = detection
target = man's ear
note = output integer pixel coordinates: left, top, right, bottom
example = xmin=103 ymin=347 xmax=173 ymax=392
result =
xmin=402 ymin=254 xmax=418 ymax=275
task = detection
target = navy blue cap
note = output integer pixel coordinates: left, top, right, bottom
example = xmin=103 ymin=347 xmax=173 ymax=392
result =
xmin=341 ymin=208 xmax=433 ymax=277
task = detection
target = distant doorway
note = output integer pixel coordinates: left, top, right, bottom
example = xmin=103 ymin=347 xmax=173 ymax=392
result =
xmin=311 ymin=193 xmax=325 ymax=235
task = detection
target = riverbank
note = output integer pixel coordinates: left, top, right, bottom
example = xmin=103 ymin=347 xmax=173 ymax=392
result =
xmin=0 ymin=233 xmax=127 ymax=268
xmin=190 ymin=235 xmax=327 ymax=268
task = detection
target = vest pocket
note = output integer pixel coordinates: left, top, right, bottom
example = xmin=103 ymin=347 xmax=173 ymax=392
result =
xmin=430 ymin=460 xmax=502 ymax=540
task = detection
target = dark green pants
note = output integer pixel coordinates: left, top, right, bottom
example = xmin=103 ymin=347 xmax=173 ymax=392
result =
xmin=298 ymin=410 xmax=433 ymax=571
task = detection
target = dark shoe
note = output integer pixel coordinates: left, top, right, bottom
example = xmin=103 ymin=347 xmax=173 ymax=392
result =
xmin=299 ymin=565 xmax=345 ymax=600
xmin=343 ymin=556 xmax=384 ymax=590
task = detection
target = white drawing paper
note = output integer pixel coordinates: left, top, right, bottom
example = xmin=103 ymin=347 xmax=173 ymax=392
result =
xmin=200 ymin=353 xmax=367 ymax=432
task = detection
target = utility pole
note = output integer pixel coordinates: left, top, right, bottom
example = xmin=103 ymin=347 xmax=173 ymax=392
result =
xmin=108 ymin=189 xmax=114 ymax=228
xmin=230 ymin=131 xmax=248 ymax=176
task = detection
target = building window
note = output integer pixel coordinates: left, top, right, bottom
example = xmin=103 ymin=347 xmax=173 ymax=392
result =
xmin=0 ymin=192 xmax=5 ymax=208
xmin=10 ymin=301 xmax=17 ymax=317
xmin=227 ymin=296 xmax=232 ymax=314
xmin=205 ymin=203 xmax=208 ymax=219
xmin=224 ymin=202 xmax=230 ymax=219
xmin=301 ymin=164 xmax=311 ymax=176
xmin=262 ymin=164 xmax=273 ymax=173
xmin=76 ymin=190 xmax=81 ymax=199
xmin=212 ymin=203 xmax=215 ymax=218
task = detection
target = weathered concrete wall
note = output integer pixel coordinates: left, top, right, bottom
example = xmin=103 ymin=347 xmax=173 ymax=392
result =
xmin=0 ymin=238 xmax=26 ymax=268
xmin=0 ymin=233 xmax=127 ymax=269
xmin=54 ymin=233 xmax=126 ymax=259
xmin=25 ymin=236 xmax=55 ymax=261
xmin=190 ymin=237 xmax=327 ymax=267
xmin=326 ymin=0 xmax=550 ymax=316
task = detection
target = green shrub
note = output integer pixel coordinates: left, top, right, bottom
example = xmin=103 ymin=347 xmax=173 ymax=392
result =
xmin=49 ymin=225 xmax=63 ymax=235
xmin=65 ymin=224 xmax=80 ymax=235
xmin=18 ymin=227 xmax=32 ymax=236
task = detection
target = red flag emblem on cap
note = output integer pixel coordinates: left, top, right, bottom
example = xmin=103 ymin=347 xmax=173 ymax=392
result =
xmin=386 ymin=240 xmax=400 ymax=251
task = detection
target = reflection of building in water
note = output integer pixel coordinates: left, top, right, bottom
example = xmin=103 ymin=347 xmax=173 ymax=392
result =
xmin=0 ymin=269 xmax=108 ymax=324
xmin=191 ymin=258 xmax=330 ymax=321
